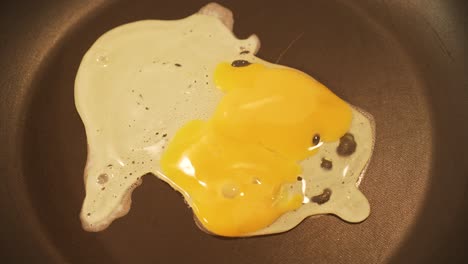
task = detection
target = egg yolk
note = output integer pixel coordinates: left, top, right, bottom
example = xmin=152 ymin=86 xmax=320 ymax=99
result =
xmin=160 ymin=62 xmax=352 ymax=236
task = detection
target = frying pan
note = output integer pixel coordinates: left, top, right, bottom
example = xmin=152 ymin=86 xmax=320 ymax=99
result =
xmin=1 ymin=0 xmax=467 ymax=263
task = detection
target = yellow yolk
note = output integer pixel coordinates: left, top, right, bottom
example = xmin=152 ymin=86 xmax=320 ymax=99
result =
xmin=160 ymin=62 xmax=352 ymax=236
xmin=213 ymin=63 xmax=352 ymax=160
xmin=161 ymin=120 xmax=303 ymax=236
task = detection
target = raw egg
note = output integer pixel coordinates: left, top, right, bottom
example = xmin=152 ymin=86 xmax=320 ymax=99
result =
xmin=75 ymin=2 xmax=375 ymax=236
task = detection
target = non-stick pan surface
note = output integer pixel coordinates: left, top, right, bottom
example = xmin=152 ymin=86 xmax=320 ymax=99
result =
xmin=1 ymin=0 xmax=467 ymax=263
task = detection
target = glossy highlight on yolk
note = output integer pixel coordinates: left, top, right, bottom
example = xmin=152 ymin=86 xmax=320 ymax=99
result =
xmin=161 ymin=62 xmax=352 ymax=236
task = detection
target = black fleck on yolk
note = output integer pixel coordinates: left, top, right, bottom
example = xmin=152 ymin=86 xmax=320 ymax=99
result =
xmin=312 ymin=134 xmax=320 ymax=145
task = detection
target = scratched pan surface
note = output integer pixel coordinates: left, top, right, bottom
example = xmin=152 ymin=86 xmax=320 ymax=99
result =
xmin=1 ymin=0 xmax=467 ymax=263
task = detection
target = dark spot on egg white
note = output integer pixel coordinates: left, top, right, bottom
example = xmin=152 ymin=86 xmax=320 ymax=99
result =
xmin=337 ymin=133 xmax=357 ymax=156
xmin=132 ymin=161 xmax=135 ymax=164
xmin=175 ymin=63 xmax=182 ymax=67
xmin=97 ymin=173 xmax=108 ymax=184
xmin=297 ymin=176 xmax=303 ymax=181
xmin=145 ymin=107 xmax=149 ymax=110
xmin=240 ymin=50 xmax=250 ymax=55
xmin=87 ymin=213 xmax=91 ymax=216
xmin=231 ymin=60 xmax=251 ymax=67
xmin=162 ymin=133 xmax=167 ymax=138
xmin=320 ymin=158 xmax=333 ymax=170
xmin=101 ymin=187 xmax=106 ymax=191
xmin=311 ymin=188 xmax=332 ymax=205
